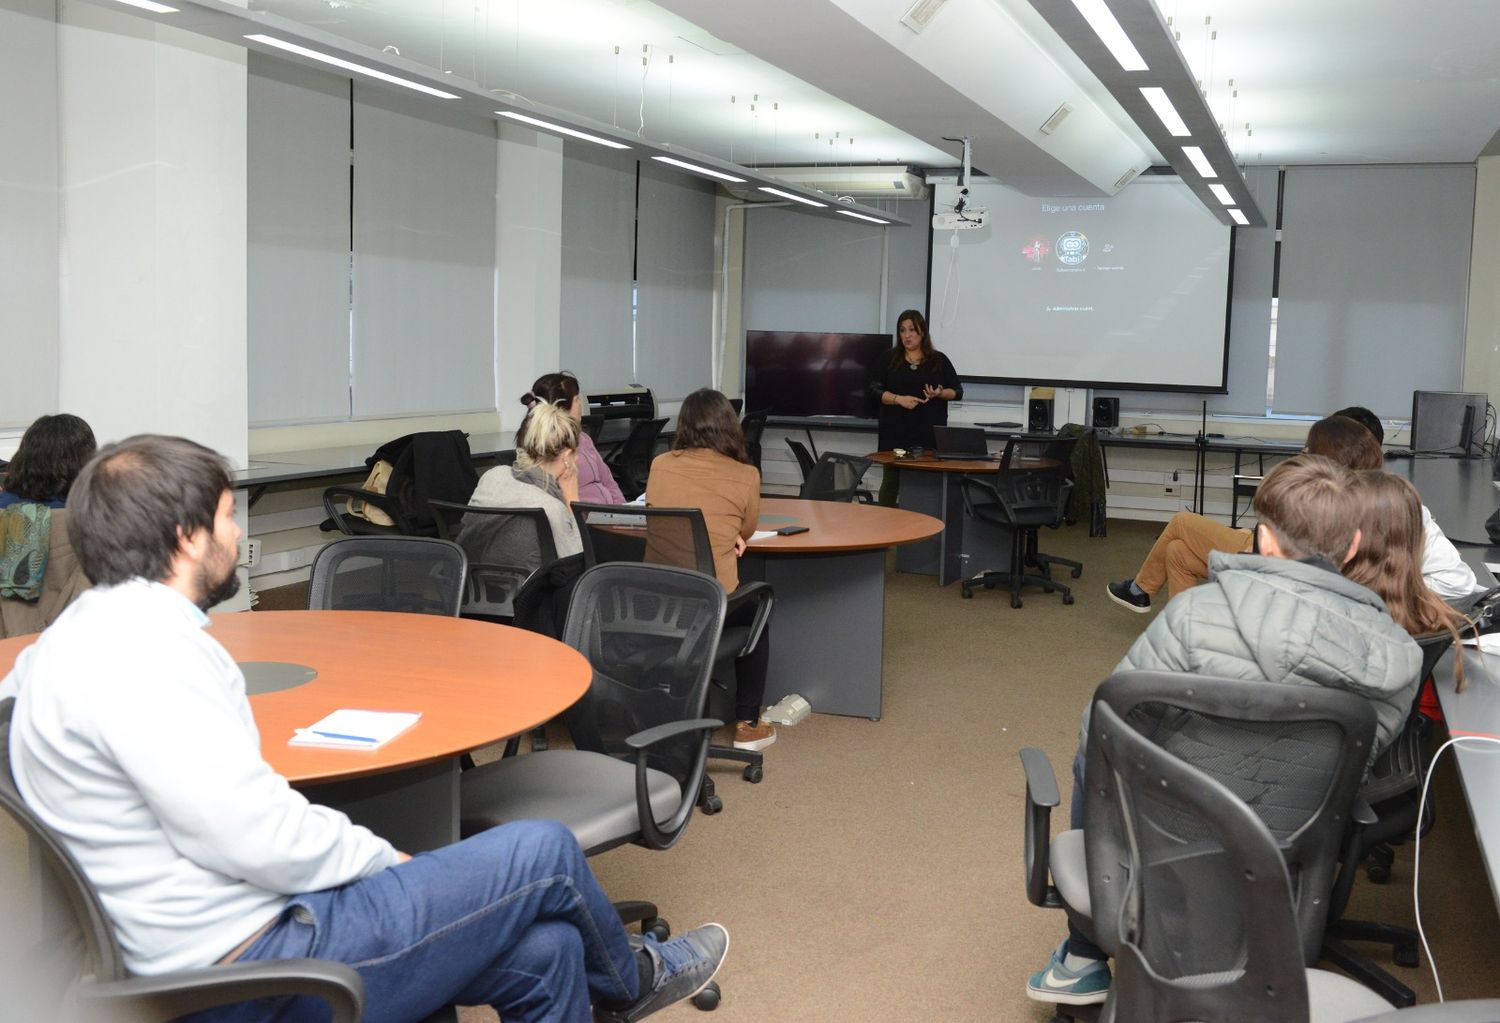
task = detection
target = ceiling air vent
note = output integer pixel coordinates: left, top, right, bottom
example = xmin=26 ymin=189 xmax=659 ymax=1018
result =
xmin=1114 ymin=166 xmax=1141 ymax=190
xmin=1038 ymin=103 xmax=1072 ymax=136
xmin=900 ymin=0 xmax=950 ymax=34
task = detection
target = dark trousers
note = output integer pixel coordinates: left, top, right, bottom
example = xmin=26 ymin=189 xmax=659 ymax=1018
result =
xmin=725 ymin=602 xmax=769 ymax=722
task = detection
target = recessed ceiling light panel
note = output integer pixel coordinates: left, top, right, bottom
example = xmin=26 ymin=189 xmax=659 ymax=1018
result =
xmin=1139 ymin=87 xmax=1190 ymax=136
xmin=1181 ymin=146 xmax=1216 ymax=178
xmin=1228 ymin=208 xmax=1249 ymax=226
xmin=651 ymin=156 xmax=746 ymax=184
xmin=1071 ymin=0 xmax=1148 ymax=72
xmin=1208 ymin=183 xmax=1235 ymax=205
xmin=112 ymin=0 xmax=178 ymax=12
xmin=497 ymin=111 xmax=630 ymax=150
xmin=838 ymin=210 xmax=890 ymax=225
xmin=759 ymin=186 xmax=827 ymax=208
xmin=245 ymin=35 xmax=460 ymax=99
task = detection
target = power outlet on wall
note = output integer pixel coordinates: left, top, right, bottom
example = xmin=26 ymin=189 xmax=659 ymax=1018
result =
xmin=243 ymin=539 xmax=260 ymax=568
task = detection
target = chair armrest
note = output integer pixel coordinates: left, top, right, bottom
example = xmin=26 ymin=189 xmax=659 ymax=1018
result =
xmin=1020 ymin=747 xmax=1063 ymax=909
xmin=625 ymin=718 xmax=722 ymax=849
xmin=957 ymin=476 xmax=1000 ymax=518
xmin=726 ymin=581 xmax=775 ymax=657
xmin=79 ymin=958 xmax=364 ymax=1023
xmin=322 ymin=485 xmax=411 ymax=535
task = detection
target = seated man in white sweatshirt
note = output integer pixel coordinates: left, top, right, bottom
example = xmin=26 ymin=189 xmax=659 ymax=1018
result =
xmin=0 ymin=433 xmax=727 ymax=1023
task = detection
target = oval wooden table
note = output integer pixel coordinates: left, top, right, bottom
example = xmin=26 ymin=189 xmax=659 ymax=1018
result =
xmin=739 ymin=498 xmax=941 ymax=720
xmin=0 ymin=610 xmax=591 ymax=852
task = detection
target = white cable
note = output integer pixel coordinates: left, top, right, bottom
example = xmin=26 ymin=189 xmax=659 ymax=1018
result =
xmin=1412 ymin=731 xmax=1500 ymax=1001
xmin=939 ymin=231 xmax=961 ymax=328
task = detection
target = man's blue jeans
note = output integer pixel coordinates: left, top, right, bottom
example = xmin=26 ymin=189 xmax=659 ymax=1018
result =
xmin=195 ymin=820 xmax=638 ymax=1023
xmin=1064 ymin=742 xmax=1107 ymax=962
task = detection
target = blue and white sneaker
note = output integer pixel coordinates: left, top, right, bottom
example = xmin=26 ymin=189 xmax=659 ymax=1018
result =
xmin=1025 ymin=939 xmax=1111 ymax=1005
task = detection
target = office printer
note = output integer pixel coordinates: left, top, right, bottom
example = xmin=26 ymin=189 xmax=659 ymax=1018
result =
xmin=585 ymin=386 xmax=656 ymax=447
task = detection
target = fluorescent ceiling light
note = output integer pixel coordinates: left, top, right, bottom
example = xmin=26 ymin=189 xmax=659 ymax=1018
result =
xmin=111 ymin=0 xmax=178 ymax=11
xmin=759 ymin=186 xmax=827 ymax=208
xmin=1139 ymin=87 xmax=1189 ymax=137
xmin=498 ymin=111 xmax=630 ymax=150
xmin=1228 ymin=208 xmax=1249 ymax=226
xmin=1208 ymin=183 xmax=1235 ymax=205
xmin=1071 ymin=0 xmax=1148 ymax=72
xmin=838 ymin=210 xmax=890 ymax=225
xmin=651 ymin=156 xmax=746 ymax=184
xmin=1181 ymin=146 xmax=1217 ymax=178
xmin=244 ymin=35 xmax=461 ymax=100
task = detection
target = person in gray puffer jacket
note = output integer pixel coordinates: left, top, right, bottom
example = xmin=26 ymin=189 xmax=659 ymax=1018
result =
xmin=1028 ymin=454 xmax=1423 ymax=1009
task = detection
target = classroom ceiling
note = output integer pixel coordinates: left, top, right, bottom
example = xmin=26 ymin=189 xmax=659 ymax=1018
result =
xmin=243 ymin=0 xmax=1500 ymax=194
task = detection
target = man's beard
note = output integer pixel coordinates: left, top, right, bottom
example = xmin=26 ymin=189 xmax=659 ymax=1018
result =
xmin=196 ymin=546 xmax=242 ymax=611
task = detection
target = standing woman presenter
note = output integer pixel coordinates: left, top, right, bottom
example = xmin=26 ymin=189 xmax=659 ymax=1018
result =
xmin=872 ymin=309 xmax=963 ymax=506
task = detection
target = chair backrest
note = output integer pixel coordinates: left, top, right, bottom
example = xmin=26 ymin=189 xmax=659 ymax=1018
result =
xmin=613 ymin=418 xmax=668 ymax=466
xmin=560 ymin=564 xmax=726 ymax=837
xmin=0 ymin=697 xmax=127 ymax=984
xmin=429 ymin=500 xmax=557 ymax=620
xmin=1358 ymin=630 xmax=1454 ymax=806
xmin=322 ymin=485 xmax=411 ymax=536
xmin=798 ymin=452 xmax=873 ymax=502
xmin=740 ymin=413 xmax=769 ymax=470
xmin=381 ymin=431 xmax=479 ymax=537
xmin=308 ymin=536 xmax=467 ymax=616
xmin=785 ymin=439 xmax=816 ymax=482
xmin=571 ymin=503 xmax=715 ymax=577
xmin=1092 ymin=699 xmax=1314 ymax=1023
xmin=993 ymin=435 xmax=1079 ymax=525
xmin=1085 ymin=671 xmax=1377 ymax=968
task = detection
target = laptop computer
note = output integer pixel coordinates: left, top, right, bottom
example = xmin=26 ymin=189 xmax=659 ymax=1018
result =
xmin=931 ymin=426 xmax=996 ymax=461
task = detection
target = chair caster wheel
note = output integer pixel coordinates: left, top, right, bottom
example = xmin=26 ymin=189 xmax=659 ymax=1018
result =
xmin=1070 ymin=567 xmax=1082 ymax=579
xmin=1062 ymin=593 xmax=1075 ymax=605
xmin=1010 ymin=596 xmax=1022 ymax=609
xmin=1366 ymin=863 xmax=1391 ymax=884
xmin=984 ymin=581 xmax=997 ymax=590
xmin=961 ymin=584 xmax=973 ymax=599
xmin=700 ymin=794 xmax=723 ymax=815
xmin=644 ymin=919 xmax=671 ymax=941
xmin=1394 ymin=942 xmax=1419 ymax=969
xmin=743 ymin=764 xmax=763 ymax=783
xmin=692 ymin=981 xmax=721 ymax=1010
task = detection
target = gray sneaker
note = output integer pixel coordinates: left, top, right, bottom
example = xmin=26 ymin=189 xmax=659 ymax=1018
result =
xmin=596 ymin=923 xmax=729 ymax=1022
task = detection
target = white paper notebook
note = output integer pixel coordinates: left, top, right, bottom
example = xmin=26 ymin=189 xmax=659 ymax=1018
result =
xmin=290 ymin=709 xmax=422 ymax=749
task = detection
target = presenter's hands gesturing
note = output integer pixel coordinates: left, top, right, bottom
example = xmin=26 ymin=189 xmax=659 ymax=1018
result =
xmin=922 ymin=384 xmax=947 ymax=401
xmin=895 ymin=394 xmax=925 ymax=410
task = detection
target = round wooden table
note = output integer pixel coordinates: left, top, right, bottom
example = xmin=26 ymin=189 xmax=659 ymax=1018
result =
xmin=738 ymin=498 xmax=941 ymax=720
xmin=0 ymin=610 xmax=591 ymax=850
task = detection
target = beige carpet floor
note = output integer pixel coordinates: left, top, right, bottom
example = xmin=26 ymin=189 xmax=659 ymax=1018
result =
xmin=463 ymin=518 xmax=1500 ymax=1021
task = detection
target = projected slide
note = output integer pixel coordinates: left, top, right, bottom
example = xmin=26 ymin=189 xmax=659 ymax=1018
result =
xmin=930 ymin=177 xmax=1233 ymax=390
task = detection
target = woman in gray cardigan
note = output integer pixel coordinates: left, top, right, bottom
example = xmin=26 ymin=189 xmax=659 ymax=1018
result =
xmin=463 ymin=402 xmax=584 ymax=572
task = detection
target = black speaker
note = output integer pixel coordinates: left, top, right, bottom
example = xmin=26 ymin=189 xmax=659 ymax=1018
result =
xmin=1027 ymin=398 xmax=1054 ymax=433
xmin=1092 ymin=396 xmax=1120 ymax=430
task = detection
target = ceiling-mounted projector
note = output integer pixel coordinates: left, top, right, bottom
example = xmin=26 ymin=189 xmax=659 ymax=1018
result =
xmin=933 ymin=210 xmax=988 ymax=230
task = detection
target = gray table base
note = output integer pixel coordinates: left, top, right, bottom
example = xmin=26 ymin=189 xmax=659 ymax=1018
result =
xmin=742 ymin=548 xmax=886 ymax=720
xmin=892 ymin=470 xmax=1012 ymax=587
xmin=299 ymin=758 xmax=460 ymax=854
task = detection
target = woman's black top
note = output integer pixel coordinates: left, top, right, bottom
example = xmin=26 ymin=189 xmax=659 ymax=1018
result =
xmin=872 ymin=351 xmax=963 ymax=451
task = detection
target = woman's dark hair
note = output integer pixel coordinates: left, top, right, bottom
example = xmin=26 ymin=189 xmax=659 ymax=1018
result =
xmin=1331 ymin=405 xmax=1385 ymax=445
xmin=1306 ymin=415 xmax=1383 ymax=471
xmin=887 ymin=309 xmax=935 ymax=369
xmin=673 ymin=388 xmax=750 ymax=464
xmin=516 ymin=373 xmax=581 ymax=451
xmin=69 ymin=434 xmax=232 ymax=586
xmin=3 ymin=413 xmax=97 ymax=502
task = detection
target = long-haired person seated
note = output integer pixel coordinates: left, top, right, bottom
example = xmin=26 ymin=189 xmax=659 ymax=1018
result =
xmin=646 ymin=388 xmax=776 ymax=752
xmin=467 ymin=400 xmax=584 ymax=562
xmin=520 ymin=372 xmax=624 ymax=505
xmin=0 ymin=413 xmax=96 ymax=638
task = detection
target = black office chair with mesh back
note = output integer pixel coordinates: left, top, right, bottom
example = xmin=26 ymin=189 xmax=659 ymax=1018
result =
xmin=580 ymin=414 xmax=605 ymax=442
xmin=959 ymin=435 xmax=1080 ymax=607
xmin=322 ymin=484 xmax=412 ymax=536
xmin=457 ymin=563 xmax=727 ymax=1012
xmin=571 ymin=503 xmax=774 ymax=810
xmin=307 ymin=536 xmax=466 ymax=617
xmin=606 ymin=418 xmax=668 ymax=500
xmin=1087 ymin=699 xmax=1394 ymax=1022
xmin=1022 ymin=671 xmax=1381 ymax=1023
xmin=740 ymin=412 xmax=769 ymax=472
xmin=0 ymin=699 xmax=367 ymax=1023
xmin=1322 ymin=631 xmax=1457 ymax=1007
xmin=798 ymin=452 xmax=874 ymax=503
xmin=428 ymin=500 xmax=558 ymax=623
xmin=786 ymin=439 xmax=816 ymax=484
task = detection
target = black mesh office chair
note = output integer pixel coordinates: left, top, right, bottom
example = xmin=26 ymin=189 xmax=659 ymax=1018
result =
xmin=457 ymin=564 xmax=726 ymax=1012
xmin=307 ymin=536 xmax=466 ymax=617
xmin=580 ymin=414 xmax=605 ymax=442
xmin=740 ymin=412 xmax=769 ymax=472
xmin=786 ymin=439 xmax=817 ymax=484
xmin=1086 ymin=699 xmax=1394 ymax=1022
xmin=429 ymin=500 xmax=558 ymax=623
xmin=0 ymin=699 xmax=366 ymax=1022
xmin=959 ymin=435 xmax=1080 ymax=607
xmin=1322 ymin=631 xmax=1456 ymax=1007
xmin=572 ymin=503 xmax=773 ymax=809
xmin=1022 ymin=671 xmax=1380 ymax=1023
xmin=322 ymin=484 xmax=412 ymax=536
xmin=798 ymin=452 xmax=874 ymax=503
xmin=606 ymin=418 xmax=668 ymax=500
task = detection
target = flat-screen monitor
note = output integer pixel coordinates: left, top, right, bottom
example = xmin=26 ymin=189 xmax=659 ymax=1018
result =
xmin=1411 ymin=390 xmax=1488 ymax=455
xmin=744 ymin=330 xmax=892 ymax=419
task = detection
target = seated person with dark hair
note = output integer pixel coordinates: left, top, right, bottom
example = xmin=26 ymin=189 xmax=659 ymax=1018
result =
xmin=0 ymin=434 xmax=727 ymax=1023
xmin=1029 ymin=454 xmax=1422 ymax=1006
xmin=0 ymin=413 xmax=96 ymax=638
xmin=1106 ymin=412 xmax=1474 ymax=610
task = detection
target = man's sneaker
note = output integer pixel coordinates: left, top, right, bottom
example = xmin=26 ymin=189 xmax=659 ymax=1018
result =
xmin=596 ymin=923 xmax=729 ymax=1022
xmin=733 ymin=720 xmax=776 ymax=751
xmin=1106 ymin=578 xmax=1151 ymax=613
xmin=1025 ymin=939 xmax=1111 ymax=1005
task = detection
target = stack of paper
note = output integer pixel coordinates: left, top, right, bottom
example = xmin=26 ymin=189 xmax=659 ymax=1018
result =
xmin=290 ymin=709 xmax=422 ymax=750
